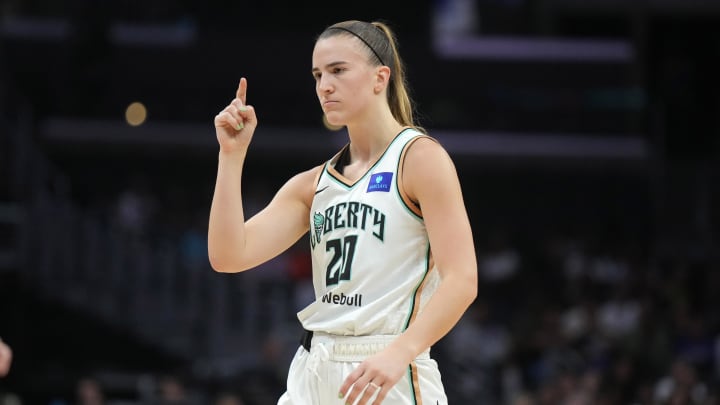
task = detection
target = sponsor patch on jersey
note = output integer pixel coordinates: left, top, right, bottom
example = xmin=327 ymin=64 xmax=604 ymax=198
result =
xmin=367 ymin=172 xmax=393 ymax=193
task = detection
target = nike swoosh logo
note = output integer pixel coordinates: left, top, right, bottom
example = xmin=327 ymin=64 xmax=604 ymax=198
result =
xmin=314 ymin=186 xmax=329 ymax=195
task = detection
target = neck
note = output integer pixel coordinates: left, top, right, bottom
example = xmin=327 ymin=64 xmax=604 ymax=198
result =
xmin=345 ymin=107 xmax=405 ymax=163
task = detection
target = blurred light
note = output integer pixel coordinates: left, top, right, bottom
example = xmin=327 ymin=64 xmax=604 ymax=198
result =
xmin=125 ymin=102 xmax=147 ymax=126
xmin=109 ymin=21 xmax=196 ymax=48
xmin=434 ymin=36 xmax=634 ymax=63
xmin=0 ymin=16 xmax=70 ymax=41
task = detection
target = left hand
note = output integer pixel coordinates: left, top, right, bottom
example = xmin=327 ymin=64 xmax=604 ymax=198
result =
xmin=339 ymin=345 xmax=414 ymax=405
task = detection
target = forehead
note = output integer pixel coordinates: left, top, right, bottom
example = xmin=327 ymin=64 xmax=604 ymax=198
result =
xmin=312 ymin=35 xmax=369 ymax=66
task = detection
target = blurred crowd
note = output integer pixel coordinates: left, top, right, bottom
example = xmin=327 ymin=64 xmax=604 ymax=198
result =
xmin=0 ymin=168 xmax=715 ymax=405
xmin=439 ymin=228 xmax=719 ymax=404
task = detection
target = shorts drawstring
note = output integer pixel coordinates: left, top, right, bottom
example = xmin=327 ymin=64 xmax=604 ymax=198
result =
xmin=306 ymin=341 xmax=331 ymax=381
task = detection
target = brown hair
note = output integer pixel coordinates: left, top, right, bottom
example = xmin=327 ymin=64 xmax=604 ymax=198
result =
xmin=318 ymin=20 xmax=424 ymax=132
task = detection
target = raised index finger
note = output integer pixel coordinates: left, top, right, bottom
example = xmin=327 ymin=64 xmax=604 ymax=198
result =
xmin=236 ymin=77 xmax=248 ymax=105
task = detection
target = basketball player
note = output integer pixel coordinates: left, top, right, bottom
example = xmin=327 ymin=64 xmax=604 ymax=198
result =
xmin=209 ymin=20 xmax=477 ymax=404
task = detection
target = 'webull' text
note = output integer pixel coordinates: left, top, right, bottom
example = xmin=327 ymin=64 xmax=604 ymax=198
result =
xmin=320 ymin=291 xmax=363 ymax=307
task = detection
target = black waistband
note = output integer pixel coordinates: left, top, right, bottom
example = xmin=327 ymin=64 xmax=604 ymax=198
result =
xmin=300 ymin=329 xmax=313 ymax=351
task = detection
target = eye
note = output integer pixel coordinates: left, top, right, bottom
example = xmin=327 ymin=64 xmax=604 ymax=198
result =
xmin=332 ymin=67 xmax=346 ymax=74
xmin=313 ymin=72 xmax=322 ymax=81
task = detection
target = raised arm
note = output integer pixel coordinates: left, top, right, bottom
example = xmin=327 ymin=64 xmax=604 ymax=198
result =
xmin=208 ymin=78 xmax=317 ymax=273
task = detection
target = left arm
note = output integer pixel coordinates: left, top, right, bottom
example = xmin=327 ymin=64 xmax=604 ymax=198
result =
xmin=341 ymin=137 xmax=478 ymax=404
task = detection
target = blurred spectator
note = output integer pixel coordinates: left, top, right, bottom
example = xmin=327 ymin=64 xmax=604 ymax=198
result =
xmin=653 ymin=358 xmax=709 ymax=404
xmin=212 ymin=392 xmax=245 ymax=405
xmin=587 ymin=250 xmax=630 ymax=286
xmin=0 ymin=393 xmax=22 ymax=405
xmin=112 ymin=175 xmax=158 ymax=238
xmin=479 ymin=230 xmax=521 ymax=284
xmin=74 ymin=377 xmax=105 ymax=405
xmin=597 ymin=354 xmax=640 ymax=404
xmin=623 ymin=296 xmax=673 ymax=378
xmin=154 ymin=374 xmax=199 ymax=405
xmin=478 ymin=230 xmax=522 ymax=318
xmin=444 ymin=301 xmax=511 ymax=402
xmin=596 ymin=287 xmax=642 ymax=341
xmin=178 ymin=211 xmax=209 ymax=271
xmin=285 ymin=242 xmax=313 ymax=314
xmin=235 ymin=333 xmax=287 ymax=405
xmin=574 ymin=369 xmax=602 ymax=405
xmin=448 ymin=300 xmax=512 ymax=368
xmin=672 ymin=311 xmax=715 ymax=377
xmin=510 ymin=392 xmax=535 ymax=405
xmin=561 ymin=238 xmax=589 ymax=284
xmin=560 ymin=295 xmax=597 ymax=346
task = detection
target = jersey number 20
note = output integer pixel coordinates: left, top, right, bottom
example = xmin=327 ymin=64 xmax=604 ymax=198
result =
xmin=325 ymin=235 xmax=358 ymax=286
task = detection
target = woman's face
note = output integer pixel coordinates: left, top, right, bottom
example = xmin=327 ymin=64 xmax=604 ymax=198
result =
xmin=312 ymin=35 xmax=379 ymax=127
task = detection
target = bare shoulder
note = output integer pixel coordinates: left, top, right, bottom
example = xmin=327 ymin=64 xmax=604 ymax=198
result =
xmin=407 ymin=134 xmax=450 ymax=156
xmin=279 ymin=163 xmax=325 ymax=207
xmin=403 ymin=135 xmax=460 ymax=201
xmin=404 ymin=135 xmax=457 ymax=177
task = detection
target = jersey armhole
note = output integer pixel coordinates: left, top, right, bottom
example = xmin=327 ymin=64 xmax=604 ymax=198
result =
xmin=313 ymin=163 xmax=326 ymax=188
xmin=398 ymin=135 xmax=439 ymax=219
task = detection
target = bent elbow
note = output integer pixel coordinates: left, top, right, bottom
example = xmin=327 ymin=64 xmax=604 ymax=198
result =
xmin=208 ymin=255 xmax=227 ymax=273
xmin=208 ymin=254 xmax=243 ymax=273
xmin=466 ymin=282 xmax=478 ymax=305
xmin=462 ymin=268 xmax=479 ymax=305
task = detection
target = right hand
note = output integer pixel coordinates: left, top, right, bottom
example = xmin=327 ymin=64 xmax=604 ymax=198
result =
xmin=214 ymin=77 xmax=258 ymax=153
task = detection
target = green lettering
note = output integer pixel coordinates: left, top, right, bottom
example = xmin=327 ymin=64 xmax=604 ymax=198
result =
xmin=373 ymin=210 xmax=385 ymax=241
xmin=324 ymin=206 xmax=334 ymax=234
xmin=360 ymin=203 xmax=373 ymax=230
xmin=347 ymin=201 xmax=359 ymax=229
xmin=334 ymin=202 xmax=346 ymax=229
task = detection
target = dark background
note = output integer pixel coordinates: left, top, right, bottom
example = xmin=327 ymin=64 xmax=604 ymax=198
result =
xmin=1 ymin=1 xmax=718 ymax=404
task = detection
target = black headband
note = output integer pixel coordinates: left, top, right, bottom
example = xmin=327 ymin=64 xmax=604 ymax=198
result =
xmin=328 ymin=26 xmax=386 ymax=66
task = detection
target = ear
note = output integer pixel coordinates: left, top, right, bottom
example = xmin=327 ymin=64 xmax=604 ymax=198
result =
xmin=374 ymin=65 xmax=391 ymax=94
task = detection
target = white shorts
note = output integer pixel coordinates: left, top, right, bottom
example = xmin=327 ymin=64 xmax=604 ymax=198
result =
xmin=277 ymin=332 xmax=448 ymax=404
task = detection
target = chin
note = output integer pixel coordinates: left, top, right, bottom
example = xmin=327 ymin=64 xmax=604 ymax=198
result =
xmin=323 ymin=114 xmax=345 ymax=131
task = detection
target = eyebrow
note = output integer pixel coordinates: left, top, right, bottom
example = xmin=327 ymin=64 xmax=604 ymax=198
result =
xmin=311 ymin=60 xmax=348 ymax=74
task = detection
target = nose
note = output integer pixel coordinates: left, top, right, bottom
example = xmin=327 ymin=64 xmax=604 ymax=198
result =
xmin=317 ymin=75 xmax=333 ymax=94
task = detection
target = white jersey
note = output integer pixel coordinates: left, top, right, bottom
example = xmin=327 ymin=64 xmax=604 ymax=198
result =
xmin=298 ymin=128 xmax=441 ymax=336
